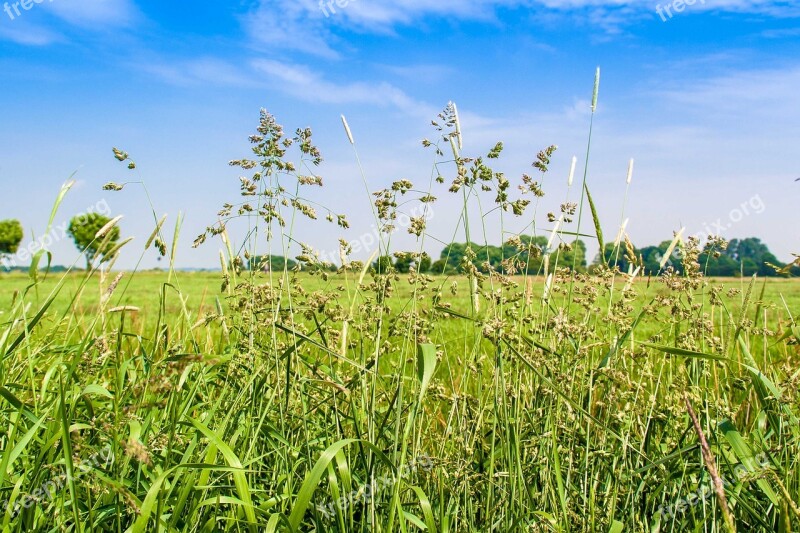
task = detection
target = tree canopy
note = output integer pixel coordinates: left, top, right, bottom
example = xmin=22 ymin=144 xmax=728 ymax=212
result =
xmin=248 ymin=255 xmax=298 ymax=272
xmin=393 ymin=252 xmax=432 ymax=274
xmin=598 ymin=237 xmax=792 ymax=277
xmin=436 ymin=236 xmax=587 ymax=275
xmin=382 ymin=236 xmax=795 ymax=277
xmin=67 ymin=213 xmax=121 ymax=269
xmin=0 ymin=219 xmax=23 ymax=258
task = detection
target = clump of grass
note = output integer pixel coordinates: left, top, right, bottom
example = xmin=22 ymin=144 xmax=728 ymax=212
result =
xmin=1 ymin=74 xmax=799 ymax=533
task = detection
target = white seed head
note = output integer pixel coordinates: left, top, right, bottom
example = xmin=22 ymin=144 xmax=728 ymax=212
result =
xmin=547 ymin=216 xmax=563 ymax=250
xmin=340 ymin=321 xmax=349 ymax=357
xmin=591 ymin=67 xmax=601 ymax=112
xmin=471 ymin=277 xmax=480 ymax=312
xmin=341 ymin=115 xmax=354 ymax=145
xmin=567 ymin=156 xmax=577 ymax=187
xmin=626 ymin=158 xmax=634 ymax=185
xmin=614 ymin=218 xmax=630 ymax=246
xmin=623 ymin=266 xmax=641 ymax=292
xmin=449 ymin=135 xmax=460 ymax=161
xmin=451 ymin=101 xmax=463 ymax=150
xmin=542 ymin=273 xmax=554 ymax=302
xmin=219 ymin=250 xmax=228 ymax=276
xmin=659 ymin=228 xmax=685 ymax=270
xmin=95 ymin=215 xmax=123 ymax=239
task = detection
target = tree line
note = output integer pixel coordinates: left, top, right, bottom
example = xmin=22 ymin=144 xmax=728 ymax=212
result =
xmin=600 ymin=237 xmax=796 ymax=277
xmin=366 ymin=236 xmax=798 ymax=277
xmin=2 ymin=214 xmax=797 ymax=277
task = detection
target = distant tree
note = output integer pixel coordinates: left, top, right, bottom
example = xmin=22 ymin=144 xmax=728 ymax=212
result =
xmin=725 ymin=238 xmax=780 ymax=276
xmin=394 ymin=254 xmax=413 ymax=274
xmin=645 ymin=242 xmax=674 ymax=273
xmin=598 ymin=242 xmax=628 ymax=271
xmin=249 ymin=255 xmax=298 ymax=272
xmin=594 ymin=236 xmax=789 ymax=277
xmin=698 ymin=249 xmax=738 ymax=277
xmin=439 ymin=242 xmax=472 ymax=273
xmin=430 ymin=259 xmax=449 ymax=275
xmin=391 ymin=252 xmax=433 ymax=274
xmin=740 ymin=258 xmax=759 ymax=276
xmin=556 ymin=240 xmax=587 ymax=272
xmin=517 ymin=236 xmax=548 ymax=273
xmin=67 ymin=213 xmax=120 ymax=269
xmin=439 ymin=237 xmax=584 ymax=274
xmin=0 ymin=219 xmax=23 ymax=263
xmin=373 ymin=255 xmax=394 ymax=274
xmin=417 ymin=252 xmax=432 ymax=273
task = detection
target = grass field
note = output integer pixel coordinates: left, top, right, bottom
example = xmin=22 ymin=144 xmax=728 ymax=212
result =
xmin=1 ymin=270 xmax=799 ymax=338
xmin=2 ymin=103 xmax=800 ymax=532
xmin=2 ymin=266 xmax=799 ymax=532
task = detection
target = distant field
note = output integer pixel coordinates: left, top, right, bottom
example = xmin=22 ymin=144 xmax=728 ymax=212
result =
xmin=0 ymin=271 xmax=800 ymax=348
xmin=2 ymin=270 xmax=798 ymax=334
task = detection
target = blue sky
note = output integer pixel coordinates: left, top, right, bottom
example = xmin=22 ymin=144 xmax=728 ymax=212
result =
xmin=1 ymin=0 xmax=798 ymax=270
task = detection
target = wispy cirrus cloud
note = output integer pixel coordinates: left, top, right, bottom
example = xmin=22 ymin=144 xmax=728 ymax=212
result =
xmin=242 ymin=0 xmax=800 ymax=56
xmin=139 ymin=57 xmax=257 ymax=87
xmin=657 ymin=64 xmax=800 ymax=120
xmin=138 ymin=54 xmax=434 ymax=115
xmin=0 ymin=20 xmax=61 ymax=45
xmin=0 ymin=0 xmax=140 ymax=46
xmin=251 ymin=58 xmax=435 ymax=115
xmin=241 ymin=0 xmax=341 ymax=58
xmin=47 ymin=0 xmax=139 ymax=27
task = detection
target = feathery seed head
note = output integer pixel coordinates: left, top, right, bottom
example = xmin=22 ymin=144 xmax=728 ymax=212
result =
xmin=626 ymin=159 xmax=634 ymax=185
xmin=341 ymin=115 xmax=354 ymax=145
xmin=95 ymin=216 xmax=123 ymax=239
xmin=451 ymin=101 xmax=463 ymax=150
xmin=591 ymin=67 xmax=601 ymax=112
xmin=568 ymin=156 xmax=577 ymax=187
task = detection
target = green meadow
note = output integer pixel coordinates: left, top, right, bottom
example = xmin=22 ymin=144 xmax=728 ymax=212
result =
xmin=1 ymin=270 xmax=799 ymax=338
xmin=1 ymin=101 xmax=799 ymax=533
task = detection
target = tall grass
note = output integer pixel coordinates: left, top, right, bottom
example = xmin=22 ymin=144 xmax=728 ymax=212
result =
xmin=1 ymin=75 xmax=799 ymax=532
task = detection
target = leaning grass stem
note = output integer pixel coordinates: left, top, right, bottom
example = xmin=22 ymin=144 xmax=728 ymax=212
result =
xmin=685 ymin=394 xmax=737 ymax=533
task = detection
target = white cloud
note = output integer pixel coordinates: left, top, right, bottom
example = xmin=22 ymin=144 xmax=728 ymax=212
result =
xmin=242 ymin=0 xmax=800 ymax=55
xmin=133 ymin=55 xmax=436 ymax=116
xmin=377 ymin=63 xmax=456 ymax=84
xmin=139 ymin=58 xmax=257 ymax=87
xmin=0 ymin=21 xmax=60 ymax=45
xmin=0 ymin=0 xmax=140 ymax=45
xmin=242 ymin=0 xmax=340 ymax=58
xmin=251 ymin=58 xmax=436 ymax=116
xmin=657 ymin=65 xmax=800 ymax=123
xmin=48 ymin=0 xmax=139 ymax=27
